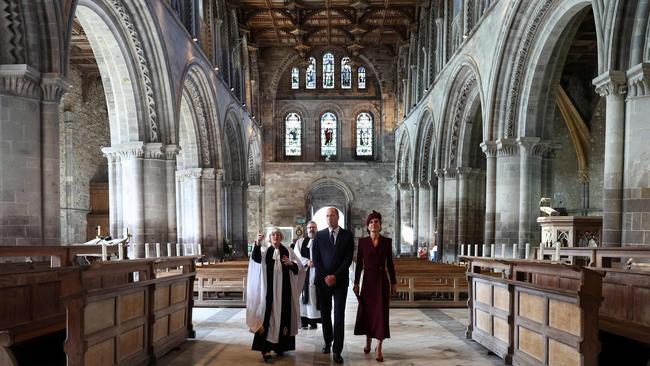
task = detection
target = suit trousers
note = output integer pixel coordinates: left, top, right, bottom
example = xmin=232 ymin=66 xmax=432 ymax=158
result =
xmin=319 ymin=284 xmax=348 ymax=354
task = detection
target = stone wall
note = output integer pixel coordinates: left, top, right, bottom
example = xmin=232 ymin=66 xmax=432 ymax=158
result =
xmin=58 ymin=67 xmax=110 ymax=244
xmin=263 ymin=162 xmax=395 ymax=249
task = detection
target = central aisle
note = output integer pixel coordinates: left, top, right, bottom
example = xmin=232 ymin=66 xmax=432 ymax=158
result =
xmin=158 ymin=289 xmax=502 ymax=365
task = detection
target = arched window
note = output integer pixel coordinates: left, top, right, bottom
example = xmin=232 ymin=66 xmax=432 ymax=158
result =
xmin=341 ymin=57 xmax=351 ymax=89
xmin=306 ymin=57 xmax=316 ymax=89
xmin=358 ymin=66 xmax=366 ymax=89
xmin=291 ymin=67 xmax=299 ymax=89
xmin=323 ymin=53 xmax=335 ymax=89
xmin=285 ymin=113 xmax=301 ymax=156
xmin=320 ymin=112 xmax=337 ymax=157
xmin=356 ymin=112 xmax=373 ymax=156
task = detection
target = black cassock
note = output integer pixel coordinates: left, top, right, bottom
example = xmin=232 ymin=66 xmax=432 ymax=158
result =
xmin=251 ymin=244 xmax=298 ymax=353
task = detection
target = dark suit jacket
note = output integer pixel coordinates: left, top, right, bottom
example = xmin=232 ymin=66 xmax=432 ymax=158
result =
xmin=312 ymin=227 xmax=354 ymax=289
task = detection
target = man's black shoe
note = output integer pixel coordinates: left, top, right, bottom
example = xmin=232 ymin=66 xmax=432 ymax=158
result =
xmin=322 ymin=345 xmax=331 ymax=354
xmin=333 ymin=354 xmax=344 ymax=364
xmin=309 ymin=324 xmax=317 ymax=329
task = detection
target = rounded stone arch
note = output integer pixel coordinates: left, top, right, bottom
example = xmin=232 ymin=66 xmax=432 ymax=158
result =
xmin=246 ymin=132 xmax=262 ymax=186
xmin=315 ymin=102 xmax=347 ymax=120
xmin=396 ymin=129 xmax=412 ymax=184
xmin=305 ymin=178 xmax=355 ymax=231
xmin=72 ymin=0 xmax=152 ymax=145
xmin=277 ymin=102 xmax=311 ymax=120
xmin=222 ymin=107 xmax=246 ymax=182
xmin=413 ymin=108 xmax=436 ymax=182
xmin=438 ymin=64 xmax=480 ymax=169
xmin=177 ymin=61 xmax=223 ymax=170
xmin=514 ymin=1 xmax=597 ymax=139
xmin=456 ymin=88 xmax=484 ymax=168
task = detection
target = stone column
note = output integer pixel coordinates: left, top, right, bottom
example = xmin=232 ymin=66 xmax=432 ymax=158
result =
xmin=201 ymin=168 xmax=217 ymax=257
xmin=223 ymin=180 xmax=232 ymax=244
xmin=398 ymin=183 xmax=413 ymax=253
xmin=117 ymin=142 xmax=145 ymax=255
xmin=175 ymin=171 xmax=183 ymax=244
xmin=593 ymin=71 xmax=627 ymax=247
xmin=143 ymin=143 xmax=167 ymax=244
xmin=176 ymin=168 xmax=202 ymax=244
xmin=481 ymin=141 xmax=497 ymax=246
xmin=517 ymin=137 xmax=541 ymax=245
xmin=412 ymin=182 xmax=419 ymax=253
xmin=0 ymin=65 xmax=43 ymax=244
xmin=429 ymin=180 xmax=436 ymax=244
xmin=623 ymin=64 xmax=650 ymax=246
xmin=165 ymin=145 xmax=179 ymax=244
xmin=495 ymin=139 xmax=520 ymax=245
xmin=443 ymin=168 xmax=458 ymax=261
xmin=231 ymin=180 xmax=246 ymax=254
xmin=457 ymin=167 xmax=471 ymax=246
xmin=435 ymin=169 xmax=445 ymax=258
xmin=102 ymin=149 xmax=119 ymax=239
xmin=41 ymin=74 xmax=70 ymax=244
xmin=394 ymin=182 xmax=402 ymax=255
xmin=215 ymin=169 xmax=225 ymax=256
xmin=418 ymin=181 xmax=431 ymax=246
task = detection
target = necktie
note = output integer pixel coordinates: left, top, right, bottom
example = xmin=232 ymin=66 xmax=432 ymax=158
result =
xmin=330 ymin=230 xmax=335 ymax=246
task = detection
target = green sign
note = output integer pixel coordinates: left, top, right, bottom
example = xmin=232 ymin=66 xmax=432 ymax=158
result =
xmin=296 ymin=217 xmax=306 ymax=224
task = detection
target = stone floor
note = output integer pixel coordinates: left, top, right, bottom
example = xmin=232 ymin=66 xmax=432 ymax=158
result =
xmin=158 ymin=289 xmax=504 ymax=366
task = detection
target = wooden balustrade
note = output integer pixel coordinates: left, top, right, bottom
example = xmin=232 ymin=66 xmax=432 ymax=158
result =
xmin=539 ymin=246 xmax=650 ymax=268
xmin=0 ymin=245 xmax=119 ymax=269
xmin=465 ymin=257 xmax=603 ymax=366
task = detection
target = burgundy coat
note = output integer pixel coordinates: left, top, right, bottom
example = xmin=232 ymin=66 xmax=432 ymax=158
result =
xmin=353 ymin=236 xmax=397 ymax=340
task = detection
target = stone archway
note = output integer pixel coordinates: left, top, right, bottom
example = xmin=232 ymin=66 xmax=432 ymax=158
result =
xmin=305 ymin=178 xmax=354 ymax=232
xmin=222 ymin=110 xmax=247 ymax=254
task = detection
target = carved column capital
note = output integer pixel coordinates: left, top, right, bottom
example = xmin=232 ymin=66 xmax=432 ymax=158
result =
xmin=102 ymin=142 xmax=145 ymax=160
xmin=164 ymin=144 xmax=180 ymax=160
xmin=0 ymin=64 xmax=41 ymax=99
xmin=443 ymin=167 xmax=457 ymax=179
xmin=496 ymin=138 xmax=519 ymax=157
xmin=456 ymin=166 xmax=473 ymax=179
xmin=215 ymin=169 xmax=225 ymax=181
xmin=593 ymin=70 xmax=627 ymax=97
xmin=626 ymin=63 xmax=650 ymax=97
xmin=176 ymin=168 xmax=203 ymax=181
xmin=201 ymin=168 xmax=216 ymax=180
xmin=480 ymin=140 xmax=497 ymax=158
xmin=434 ymin=168 xmax=445 ymax=179
xmin=516 ymin=137 xmax=542 ymax=157
xmin=40 ymin=73 xmax=71 ymax=103
xmin=144 ymin=142 xmax=165 ymax=159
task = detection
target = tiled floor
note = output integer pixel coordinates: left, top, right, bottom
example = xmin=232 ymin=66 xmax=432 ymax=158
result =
xmin=158 ymin=289 xmax=504 ymax=365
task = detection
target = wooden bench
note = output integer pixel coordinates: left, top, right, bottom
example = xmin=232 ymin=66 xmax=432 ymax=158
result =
xmin=194 ymin=264 xmax=248 ymax=307
xmin=464 ymin=257 xmax=602 ymax=366
xmin=391 ymin=259 xmax=469 ymax=307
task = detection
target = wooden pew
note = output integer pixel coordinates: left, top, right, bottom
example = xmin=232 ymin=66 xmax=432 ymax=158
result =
xmin=61 ymin=256 xmax=198 ymax=366
xmin=0 ymin=245 xmax=119 ymax=268
xmin=391 ymin=259 xmax=468 ymax=308
xmin=464 ymin=257 xmax=602 ymax=366
xmin=540 ymin=246 xmax=650 ymax=268
xmin=194 ymin=261 xmax=249 ymax=307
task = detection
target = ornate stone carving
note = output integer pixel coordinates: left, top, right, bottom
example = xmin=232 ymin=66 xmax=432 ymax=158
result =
xmin=448 ymin=74 xmax=477 ymax=167
xmin=185 ymin=78 xmax=212 ymax=167
xmin=419 ymin=121 xmax=434 ymax=181
xmin=164 ymin=144 xmax=180 ymax=160
xmin=480 ymin=140 xmax=497 ymax=158
xmin=593 ymin=70 xmax=627 ymax=97
xmin=0 ymin=64 xmax=40 ymax=98
xmin=443 ymin=167 xmax=457 ymax=179
xmin=40 ymin=74 xmax=71 ymax=102
xmin=496 ymin=138 xmax=518 ymax=157
xmin=107 ymin=0 xmax=159 ymax=142
xmin=202 ymin=168 xmax=216 ymax=180
xmin=144 ymin=142 xmax=164 ymax=159
xmin=176 ymin=168 xmax=203 ymax=180
xmin=0 ymin=0 xmax=26 ymax=64
xmin=626 ymin=63 xmax=650 ymax=97
xmin=504 ymin=0 xmax=554 ymax=137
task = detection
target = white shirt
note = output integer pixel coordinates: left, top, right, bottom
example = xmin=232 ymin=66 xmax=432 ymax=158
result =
xmin=329 ymin=227 xmax=340 ymax=244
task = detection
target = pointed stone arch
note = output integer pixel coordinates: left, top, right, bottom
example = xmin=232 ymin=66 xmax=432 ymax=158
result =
xmin=222 ymin=107 xmax=247 ymax=252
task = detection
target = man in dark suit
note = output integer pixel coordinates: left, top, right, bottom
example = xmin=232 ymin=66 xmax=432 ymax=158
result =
xmin=312 ymin=207 xmax=354 ymax=364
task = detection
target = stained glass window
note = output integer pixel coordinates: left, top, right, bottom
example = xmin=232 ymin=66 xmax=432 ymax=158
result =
xmin=306 ymin=57 xmax=316 ymax=89
xmin=320 ymin=112 xmax=337 ymax=157
xmin=291 ymin=67 xmax=299 ymax=89
xmin=323 ymin=53 xmax=334 ymax=89
xmin=285 ymin=113 xmax=301 ymax=156
xmin=356 ymin=112 xmax=373 ymax=156
xmin=341 ymin=57 xmax=352 ymax=89
xmin=358 ymin=66 xmax=366 ymax=89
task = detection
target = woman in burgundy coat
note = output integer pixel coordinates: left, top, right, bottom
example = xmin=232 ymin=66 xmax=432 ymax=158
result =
xmin=353 ymin=211 xmax=397 ymax=362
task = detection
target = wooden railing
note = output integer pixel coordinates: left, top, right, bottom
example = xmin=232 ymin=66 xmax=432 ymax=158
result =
xmin=61 ymin=256 xmax=198 ymax=366
xmin=0 ymin=245 xmax=118 ymax=269
xmin=464 ymin=257 xmax=602 ymax=366
xmin=539 ymin=246 xmax=650 ymax=268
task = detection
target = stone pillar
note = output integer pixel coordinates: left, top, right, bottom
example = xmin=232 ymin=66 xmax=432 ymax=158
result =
xmin=593 ymin=71 xmax=627 ymax=247
xmin=623 ymin=63 xmax=650 ymax=246
xmin=418 ymin=181 xmax=431 ymax=246
xmin=457 ymin=167 xmax=471 ymax=247
xmin=435 ymin=169 xmax=445 ymax=258
xmin=412 ymin=182 xmax=419 ymax=253
xmin=103 ymin=150 xmax=119 ymax=239
xmin=201 ymin=168 xmax=217 ymax=257
xmin=394 ymin=182 xmax=401 ymax=255
xmin=495 ymin=139 xmax=519 ymax=245
xmin=0 ymin=65 xmax=43 ymax=244
xmin=231 ymin=181 xmax=246 ymax=254
xmin=215 ymin=169 xmax=224 ymax=256
xmin=481 ymin=141 xmax=497 ymax=246
xmin=223 ymin=180 xmax=232 ymax=243
xmin=41 ymin=74 xmax=70 ymax=244
xmin=143 ymin=143 xmax=167 ymax=244
xmin=175 ymin=171 xmax=183 ymax=244
xmin=517 ymin=137 xmax=541 ymax=245
xmin=176 ymin=168 xmax=202 ymax=244
xmin=117 ymin=143 xmax=145 ymax=255
xmin=398 ymin=183 xmax=412 ymax=253
xmin=443 ymin=168 xmax=458 ymax=261
xmin=165 ymin=145 xmax=179 ymax=244
xmin=429 ymin=180 xmax=436 ymax=244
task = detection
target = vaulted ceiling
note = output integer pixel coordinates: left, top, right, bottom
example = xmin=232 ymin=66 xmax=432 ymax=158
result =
xmin=240 ymin=0 xmax=421 ymax=57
